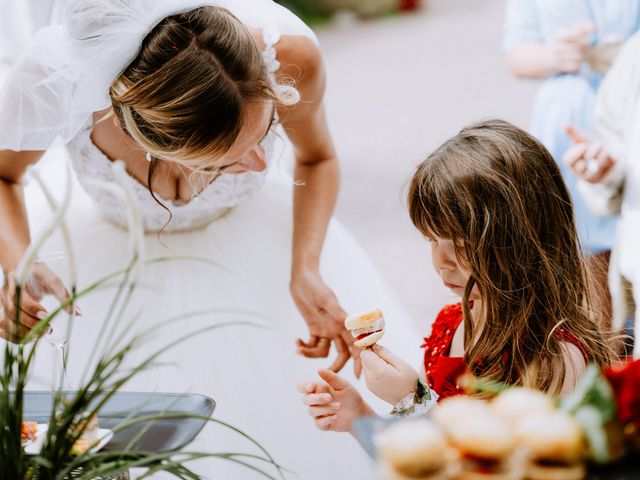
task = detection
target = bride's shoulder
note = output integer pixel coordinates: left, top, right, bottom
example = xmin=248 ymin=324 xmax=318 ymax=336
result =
xmin=275 ymin=34 xmax=325 ymax=85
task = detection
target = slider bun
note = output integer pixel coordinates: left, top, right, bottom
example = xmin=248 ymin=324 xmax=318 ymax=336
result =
xmin=432 ymin=396 xmax=515 ymax=459
xmin=377 ymin=420 xmax=454 ymax=479
xmin=524 ymin=462 xmax=586 ymax=480
xmin=354 ymin=329 xmax=385 ymax=348
xmin=516 ymin=411 xmax=584 ymax=462
xmin=345 ymin=308 xmax=384 ymax=330
xmin=491 ymin=388 xmax=555 ymax=424
xmin=431 ymin=397 xmax=490 ymax=430
xmin=455 ymin=471 xmax=520 ymax=480
xmin=446 ymin=413 xmax=516 ymax=459
xmin=379 ymin=462 xmax=453 ymax=480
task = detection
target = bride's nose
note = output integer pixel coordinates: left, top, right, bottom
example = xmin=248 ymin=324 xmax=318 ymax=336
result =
xmin=235 ymin=145 xmax=267 ymax=173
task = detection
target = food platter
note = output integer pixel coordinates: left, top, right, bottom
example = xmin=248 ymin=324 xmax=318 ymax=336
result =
xmin=24 ymin=424 xmax=113 ymax=455
xmin=23 ymin=391 xmax=215 ymax=453
xmin=353 ymin=417 xmax=640 ymax=480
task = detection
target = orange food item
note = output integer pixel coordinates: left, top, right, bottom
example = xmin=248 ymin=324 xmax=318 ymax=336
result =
xmin=21 ymin=421 xmax=38 ymax=443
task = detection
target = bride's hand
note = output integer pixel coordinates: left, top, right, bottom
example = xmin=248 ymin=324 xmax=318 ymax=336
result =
xmin=0 ymin=263 xmax=73 ymax=342
xmin=291 ymin=269 xmax=362 ymax=377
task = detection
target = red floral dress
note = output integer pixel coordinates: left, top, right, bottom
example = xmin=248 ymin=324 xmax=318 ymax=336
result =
xmin=422 ymin=303 xmax=587 ymax=399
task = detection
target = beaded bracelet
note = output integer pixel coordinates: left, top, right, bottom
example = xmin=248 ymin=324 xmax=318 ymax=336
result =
xmin=390 ymin=377 xmax=438 ymax=417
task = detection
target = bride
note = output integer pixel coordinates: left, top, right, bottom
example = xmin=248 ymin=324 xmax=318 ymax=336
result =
xmin=0 ymin=0 xmax=419 ymax=478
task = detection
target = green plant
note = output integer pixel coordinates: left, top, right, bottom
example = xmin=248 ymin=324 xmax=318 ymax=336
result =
xmin=0 ymin=163 xmax=286 ymax=479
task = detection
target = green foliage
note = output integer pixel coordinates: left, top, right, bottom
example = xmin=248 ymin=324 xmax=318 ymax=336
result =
xmin=0 ymin=257 xmax=286 ymax=479
xmin=561 ymin=364 xmax=617 ymax=463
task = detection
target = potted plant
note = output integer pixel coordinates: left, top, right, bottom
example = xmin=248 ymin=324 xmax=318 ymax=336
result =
xmin=0 ymin=163 xmax=285 ymax=480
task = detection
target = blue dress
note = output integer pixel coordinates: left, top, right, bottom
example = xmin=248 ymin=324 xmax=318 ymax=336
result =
xmin=504 ymin=0 xmax=640 ymax=255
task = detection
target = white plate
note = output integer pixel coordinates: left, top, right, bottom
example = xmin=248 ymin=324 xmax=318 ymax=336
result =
xmin=24 ymin=424 xmax=113 ymax=455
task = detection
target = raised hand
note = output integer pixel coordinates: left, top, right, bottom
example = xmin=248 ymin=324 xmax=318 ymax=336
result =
xmin=361 ymin=344 xmax=419 ymax=405
xmin=564 ymin=125 xmax=617 ymax=184
xmin=549 ymin=23 xmax=595 ymax=74
xmin=298 ymin=369 xmax=375 ymax=433
xmin=291 ymin=268 xmax=362 ymax=377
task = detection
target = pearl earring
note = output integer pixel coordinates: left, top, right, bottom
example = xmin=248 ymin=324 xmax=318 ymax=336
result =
xmin=145 ymin=152 xmax=152 ymax=162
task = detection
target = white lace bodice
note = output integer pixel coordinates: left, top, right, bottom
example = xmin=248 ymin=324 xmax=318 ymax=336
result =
xmin=65 ymin=3 xmax=317 ymax=233
xmin=67 ymin=127 xmax=277 ymax=232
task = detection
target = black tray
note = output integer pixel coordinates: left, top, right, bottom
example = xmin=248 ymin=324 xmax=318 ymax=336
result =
xmin=353 ymin=417 xmax=640 ymax=480
xmin=24 ymin=391 xmax=215 ymax=453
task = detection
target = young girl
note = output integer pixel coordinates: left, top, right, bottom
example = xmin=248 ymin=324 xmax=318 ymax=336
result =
xmin=299 ymin=120 xmax=614 ymax=432
xmin=503 ymin=0 xmax=640 ymax=328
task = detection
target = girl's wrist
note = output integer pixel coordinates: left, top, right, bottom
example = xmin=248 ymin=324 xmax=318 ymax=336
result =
xmin=390 ymin=377 xmax=438 ymax=417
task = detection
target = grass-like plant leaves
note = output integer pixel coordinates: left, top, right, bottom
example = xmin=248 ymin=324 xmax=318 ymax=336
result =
xmin=0 ymin=162 xmax=288 ymax=480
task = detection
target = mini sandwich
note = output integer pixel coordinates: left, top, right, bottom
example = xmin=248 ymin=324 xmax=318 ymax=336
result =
xmin=71 ymin=413 xmax=101 ymax=455
xmin=515 ymin=411 xmax=586 ymax=480
xmin=345 ymin=308 xmax=385 ymax=348
xmin=21 ymin=421 xmax=38 ymax=444
xmin=432 ymin=397 xmax=521 ymax=480
xmin=376 ymin=419 xmax=460 ymax=480
xmin=490 ymin=388 xmax=555 ymax=425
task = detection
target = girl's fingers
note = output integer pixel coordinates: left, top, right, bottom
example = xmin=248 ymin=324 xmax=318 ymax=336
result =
xmin=360 ymin=348 xmax=395 ymax=374
xmin=296 ymin=382 xmax=317 ymax=394
xmin=318 ymin=368 xmax=352 ymax=392
xmin=308 ymin=403 xmax=340 ymax=418
xmin=302 ymin=392 xmax=334 ymax=406
xmin=314 ymin=414 xmax=338 ymax=431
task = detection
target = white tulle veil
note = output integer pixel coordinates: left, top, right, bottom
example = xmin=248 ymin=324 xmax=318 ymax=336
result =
xmin=0 ymin=0 xmax=316 ymax=152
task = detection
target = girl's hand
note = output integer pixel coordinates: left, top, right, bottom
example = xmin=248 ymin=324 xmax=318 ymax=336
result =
xmin=548 ymin=23 xmax=595 ymax=74
xmin=0 ymin=263 xmax=72 ymax=342
xmin=564 ymin=125 xmax=617 ymax=183
xmin=298 ymin=369 xmax=374 ymax=433
xmin=291 ymin=268 xmax=362 ymax=377
xmin=361 ymin=344 xmax=419 ymax=405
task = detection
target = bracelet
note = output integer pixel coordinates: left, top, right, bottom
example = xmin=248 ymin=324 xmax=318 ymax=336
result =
xmin=390 ymin=377 xmax=438 ymax=417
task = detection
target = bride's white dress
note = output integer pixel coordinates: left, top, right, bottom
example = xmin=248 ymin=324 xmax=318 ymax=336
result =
xmin=21 ymin=2 xmax=421 ymax=479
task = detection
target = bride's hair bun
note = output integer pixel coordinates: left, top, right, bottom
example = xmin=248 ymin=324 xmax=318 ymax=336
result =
xmin=110 ymin=6 xmax=295 ymax=169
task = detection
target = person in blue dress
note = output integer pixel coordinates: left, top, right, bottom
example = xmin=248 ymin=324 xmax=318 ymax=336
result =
xmin=503 ymin=0 xmax=640 ymax=328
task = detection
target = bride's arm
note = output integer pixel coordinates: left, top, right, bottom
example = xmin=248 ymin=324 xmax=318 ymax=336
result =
xmin=0 ymin=149 xmax=71 ymax=340
xmin=276 ymin=36 xmax=360 ymax=376
xmin=0 ymin=150 xmax=42 ymax=273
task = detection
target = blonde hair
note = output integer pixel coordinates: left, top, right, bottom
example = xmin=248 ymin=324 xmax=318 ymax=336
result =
xmin=408 ymin=120 xmax=614 ymax=394
xmin=112 ymin=7 xmax=283 ymax=166
xmin=109 ymin=6 xmax=298 ymax=223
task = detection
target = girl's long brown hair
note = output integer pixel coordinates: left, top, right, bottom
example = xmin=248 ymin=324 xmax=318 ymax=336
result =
xmin=408 ymin=120 xmax=613 ymax=394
